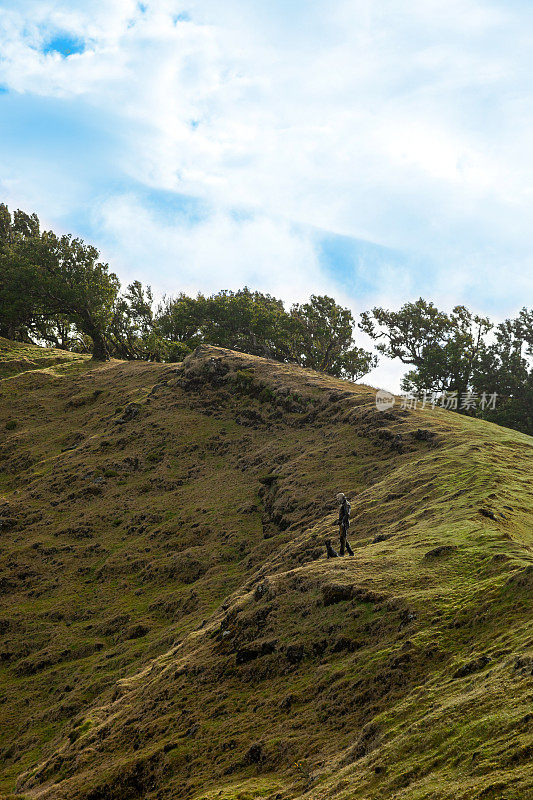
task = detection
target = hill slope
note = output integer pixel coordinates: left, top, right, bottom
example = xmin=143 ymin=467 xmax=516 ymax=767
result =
xmin=0 ymin=337 xmax=88 ymax=379
xmin=0 ymin=343 xmax=531 ymax=800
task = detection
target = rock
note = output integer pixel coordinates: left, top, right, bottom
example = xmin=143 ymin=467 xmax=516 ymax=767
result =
xmin=114 ymin=402 xmax=142 ymax=424
xmin=513 ymin=656 xmax=533 ymax=677
xmin=398 ymin=610 xmax=417 ymax=627
xmin=332 ymin=636 xmax=358 ymax=653
xmin=125 ymin=623 xmax=149 ymax=640
xmin=236 ymin=640 xmax=276 ymax=665
xmin=424 ymin=545 xmax=458 ymax=559
xmin=412 ymin=428 xmax=437 ymax=441
xmin=245 ymin=742 xmax=264 ymax=764
xmin=254 ymin=580 xmax=274 ymax=601
xmin=453 ymin=654 xmax=490 ymax=678
xmin=279 ymin=694 xmax=294 ymax=711
xmin=285 ymin=644 xmax=304 ymax=664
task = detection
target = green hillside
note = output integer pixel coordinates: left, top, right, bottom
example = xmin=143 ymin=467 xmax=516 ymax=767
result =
xmin=0 ymin=341 xmax=531 ymax=800
xmin=0 ymin=338 xmax=88 ymax=379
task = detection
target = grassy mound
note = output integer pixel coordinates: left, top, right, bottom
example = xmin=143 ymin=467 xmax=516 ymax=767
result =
xmin=0 ymin=338 xmax=88 ymax=380
xmin=0 ymin=343 xmax=531 ymax=800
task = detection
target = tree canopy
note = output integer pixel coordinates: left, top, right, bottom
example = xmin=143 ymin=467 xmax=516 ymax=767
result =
xmin=361 ymin=298 xmax=532 ymax=435
xmin=1 ymin=203 xmax=531 ymax=435
xmin=156 ymin=288 xmax=375 ymax=381
xmin=0 ymin=205 xmax=119 ymax=359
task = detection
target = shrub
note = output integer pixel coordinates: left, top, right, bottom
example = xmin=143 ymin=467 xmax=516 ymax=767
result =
xmin=259 ymin=387 xmax=275 ymax=403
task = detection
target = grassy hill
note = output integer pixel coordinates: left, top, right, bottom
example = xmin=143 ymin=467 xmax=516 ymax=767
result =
xmin=0 ymin=341 xmax=531 ymax=800
xmin=0 ymin=337 xmax=88 ymax=379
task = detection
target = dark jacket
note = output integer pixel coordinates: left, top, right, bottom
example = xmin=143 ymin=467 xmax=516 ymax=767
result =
xmin=339 ymin=498 xmax=351 ymax=528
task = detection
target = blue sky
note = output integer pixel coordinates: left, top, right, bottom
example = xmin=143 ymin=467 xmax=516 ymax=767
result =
xmin=1 ymin=0 xmax=532 ymax=387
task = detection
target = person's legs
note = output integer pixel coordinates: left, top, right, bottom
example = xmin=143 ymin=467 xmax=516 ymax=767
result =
xmin=339 ymin=523 xmax=346 ymax=555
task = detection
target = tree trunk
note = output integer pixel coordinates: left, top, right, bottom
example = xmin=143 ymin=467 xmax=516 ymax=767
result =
xmin=0 ymin=323 xmax=19 ymax=340
xmin=91 ymin=328 xmax=110 ymax=361
xmin=82 ymin=314 xmax=110 ymax=361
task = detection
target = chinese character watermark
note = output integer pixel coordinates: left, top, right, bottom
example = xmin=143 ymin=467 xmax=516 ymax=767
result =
xmin=375 ymin=389 xmax=498 ymax=412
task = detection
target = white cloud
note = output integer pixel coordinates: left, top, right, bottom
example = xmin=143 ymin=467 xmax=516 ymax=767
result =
xmin=2 ymin=1 xmax=532 ymax=244
xmin=94 ymin=193 xmax=331 ymax=304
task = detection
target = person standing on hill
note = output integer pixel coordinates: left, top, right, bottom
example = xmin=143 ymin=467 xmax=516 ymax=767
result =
xmin=337 ymin=492 xmax=354 ymax=556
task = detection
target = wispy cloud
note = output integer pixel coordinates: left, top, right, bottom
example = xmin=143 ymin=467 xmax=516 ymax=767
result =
xmin=94 ymin=193 xmax=328 ymax=304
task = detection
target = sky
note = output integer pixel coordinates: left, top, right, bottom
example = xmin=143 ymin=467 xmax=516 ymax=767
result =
xmin=0 ymin=0 xmax=532 ymax=389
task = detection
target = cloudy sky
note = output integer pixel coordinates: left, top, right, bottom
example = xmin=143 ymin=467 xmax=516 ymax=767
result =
xmin=1 ymin=0 xmax=532 ymax=388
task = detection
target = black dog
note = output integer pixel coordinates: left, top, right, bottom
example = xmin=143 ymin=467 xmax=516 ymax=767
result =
xmin=325 ymin=538 xmax=339 ymax=558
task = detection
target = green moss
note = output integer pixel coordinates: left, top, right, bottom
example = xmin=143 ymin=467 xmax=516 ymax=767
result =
xmin=0 ymin=342 xmax=530 ymax=800
xmin=0 ymin=337 xmax=88 ymax=379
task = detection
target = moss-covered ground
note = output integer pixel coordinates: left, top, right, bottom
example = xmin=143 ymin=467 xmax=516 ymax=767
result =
xmin=0 ymin=337 xmax=88 ymax=380
xmin=0 ymin=343 xmax=531 ymax=799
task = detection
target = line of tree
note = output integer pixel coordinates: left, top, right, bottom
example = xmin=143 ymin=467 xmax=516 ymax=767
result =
xmin=1 ymin=204 xmax=531 ymax=435
xmin=0 ymin=204 xmax=376 ymax=379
